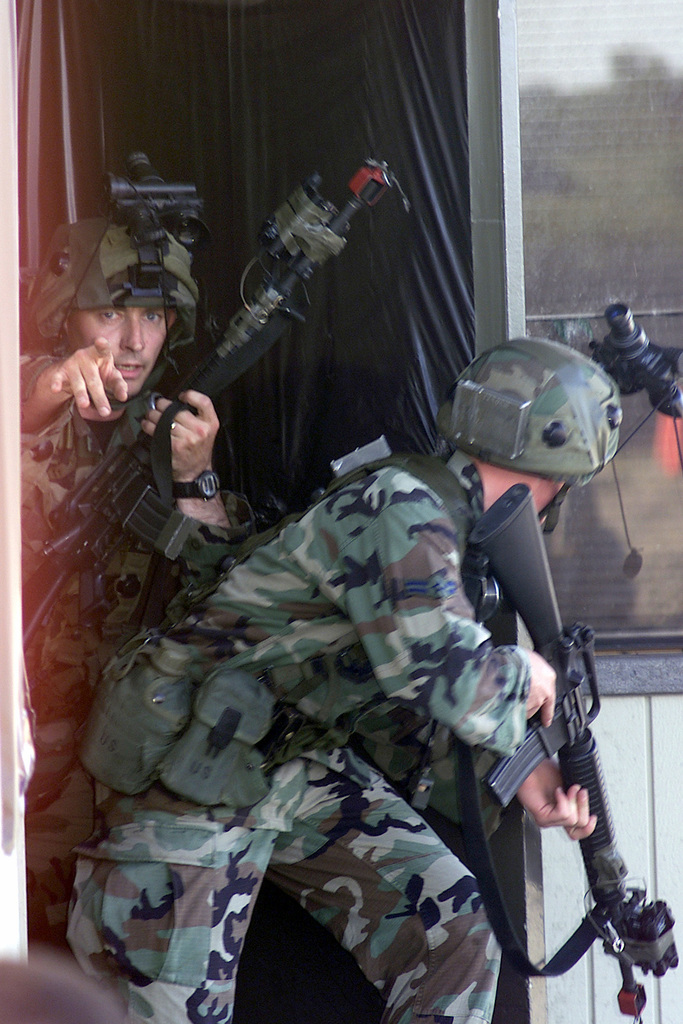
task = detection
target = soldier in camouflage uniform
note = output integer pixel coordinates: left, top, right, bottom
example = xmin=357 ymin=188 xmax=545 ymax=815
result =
xmin=67 ymin=338 xmax=622 ymax=1024
xmin=22 ymin=217 xmax=253 ymax=949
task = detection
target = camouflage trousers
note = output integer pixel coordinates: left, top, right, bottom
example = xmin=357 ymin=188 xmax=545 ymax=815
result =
xmin=67 ymin=757 xmax=500 ymax=1024
xmin=26 ymin=760 xmax=95 ymax=949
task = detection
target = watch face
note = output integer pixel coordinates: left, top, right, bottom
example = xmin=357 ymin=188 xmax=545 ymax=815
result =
xmin=196 ymin=470 xmax=220 ymax=498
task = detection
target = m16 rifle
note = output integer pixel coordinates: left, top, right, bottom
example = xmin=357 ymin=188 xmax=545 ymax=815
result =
xmin=464 ymin=482 xmax=677 ymax=1020
xmin=22 ymin=156 xmax=400 ymax=647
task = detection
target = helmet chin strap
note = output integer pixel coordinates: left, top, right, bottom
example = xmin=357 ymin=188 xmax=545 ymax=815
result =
xmin=540 ymin=482 xmax=570 ymax=533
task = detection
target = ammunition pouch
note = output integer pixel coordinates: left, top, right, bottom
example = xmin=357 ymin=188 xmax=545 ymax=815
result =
xmin=159 ymin=665 xmax=274 ymax=807
xmin=79 ymin=635 xmax=198 ymax=795
xmin=79 ymin=630 xmax=363 ymax=808
xmin=79 ymin=634 xmax=276 ymax=807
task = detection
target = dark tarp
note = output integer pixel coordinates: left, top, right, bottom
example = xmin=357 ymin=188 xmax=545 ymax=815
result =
xmin=18 ymin=0 xmax=472 ymax=514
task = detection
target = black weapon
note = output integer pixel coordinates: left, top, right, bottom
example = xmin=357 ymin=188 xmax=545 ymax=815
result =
xmin=22 ymin=160 xmax=400 ymax=647
xmin=591 ymin=303 xmax=683 ymax=419
xmin=465 ymin=483 xmax=677 ymax=1018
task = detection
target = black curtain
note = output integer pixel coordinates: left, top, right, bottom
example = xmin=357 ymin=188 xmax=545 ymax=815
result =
xmin=18 ymin=0 xmax=472 ymax=513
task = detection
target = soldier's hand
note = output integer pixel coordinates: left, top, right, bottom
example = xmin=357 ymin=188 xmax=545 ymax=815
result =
xmin=49 ymin=338 xmax=129 ymax=417
xmin=516 ymin=758 xmax=597 ymax=840
xmin=141 ymin=389 xmax=220 ymax=482
xmin=525 ymin=650 xmax=556 ymax=728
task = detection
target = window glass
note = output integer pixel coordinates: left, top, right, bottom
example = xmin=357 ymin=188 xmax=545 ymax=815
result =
xmin=516 ymin=1 xmax=683 ymax=647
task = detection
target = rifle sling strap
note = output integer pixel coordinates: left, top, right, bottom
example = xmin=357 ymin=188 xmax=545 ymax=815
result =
xmin=455 ymin=736 xmax=602 ymax=977
xmin=150 ymin=313 xmax=294 ymax=506
xmin=151 ymin=401 xmax=186 ymax=507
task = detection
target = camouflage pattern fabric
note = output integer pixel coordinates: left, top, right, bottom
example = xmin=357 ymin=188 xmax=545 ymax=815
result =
xmin=438 ymin=336 xmax=621 ymax=485
xmin=165 ymin=453 xmax=532 ymax=771
xmin=22 ymin=366 xmax=252 ymax=947
xmin=68 ymin=755 xmax=500 ymax=1024
xmin=28 ymin=219 xmax=198 ymax=351
xmin=68 ymin=455 xmax=533 ymax=1022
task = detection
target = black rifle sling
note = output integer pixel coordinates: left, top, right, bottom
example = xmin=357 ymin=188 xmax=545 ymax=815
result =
xmin=456 ymin=736 xmax=603 ymax=977
xmin=150 ymin=314 xmax=294 ymax=506
xmin=152 ymin=400 xmax=187 ymax=507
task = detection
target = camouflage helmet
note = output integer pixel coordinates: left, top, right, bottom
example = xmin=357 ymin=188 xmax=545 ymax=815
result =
xmin=28 ymin=217 xmax=199 ymax=352
xmin=437 ymin=337 xmax=622 ymax=484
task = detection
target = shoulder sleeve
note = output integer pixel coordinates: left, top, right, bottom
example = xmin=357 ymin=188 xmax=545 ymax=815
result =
xmin=296 ymin=466 xmax=531 ymax=756
xmin=20 ymin=354 xmax=57 ymax=404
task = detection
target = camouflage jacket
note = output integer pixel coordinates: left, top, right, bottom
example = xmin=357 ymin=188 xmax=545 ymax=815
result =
xmin=21 ymin=358 xmax=252 ymax=739
xmin=85 ymin=451 xmax=532 ymax=844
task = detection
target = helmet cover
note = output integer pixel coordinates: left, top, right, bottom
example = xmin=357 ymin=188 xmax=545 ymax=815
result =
xmin=437 ymin=337 xmax=622 ymax=484
xmin=28 ymin=218 xmax=198 ymax=351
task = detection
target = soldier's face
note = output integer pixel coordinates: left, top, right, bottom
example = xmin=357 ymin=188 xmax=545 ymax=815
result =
xmin=66 ymin=306 xmax=176 ymax=397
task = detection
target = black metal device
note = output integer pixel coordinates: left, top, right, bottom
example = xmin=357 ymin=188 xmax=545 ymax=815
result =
xmin=592 ymin=303 xmax=683 ymax=418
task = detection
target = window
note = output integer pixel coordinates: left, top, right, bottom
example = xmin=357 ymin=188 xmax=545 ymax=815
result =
xmin=516 ymin=0 xmax=683 ymax=647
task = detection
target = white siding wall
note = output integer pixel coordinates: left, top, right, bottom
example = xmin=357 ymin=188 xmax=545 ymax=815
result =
xmin=542 ymin=692 xmax=683 ymax=1024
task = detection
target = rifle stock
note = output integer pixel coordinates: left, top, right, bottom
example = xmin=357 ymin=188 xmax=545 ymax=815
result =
xmin=467 ymin=483 xmax=563 ymax=654
xmin=467 ymin=486 xmax=597 ymax=799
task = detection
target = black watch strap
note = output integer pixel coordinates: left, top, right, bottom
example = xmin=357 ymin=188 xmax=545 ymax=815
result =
xmin=172 ymin=470 xmax=221 ymax=500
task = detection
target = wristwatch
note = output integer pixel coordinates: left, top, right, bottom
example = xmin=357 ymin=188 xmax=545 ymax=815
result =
xmin=172 ymin=470 xmax=221 ymax=500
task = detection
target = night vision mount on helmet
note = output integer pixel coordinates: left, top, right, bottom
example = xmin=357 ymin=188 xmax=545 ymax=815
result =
xmin=28 ymin=154 xmax=205 ymax=349
xmin=438 ymin=336 xmax=623 ymax=485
